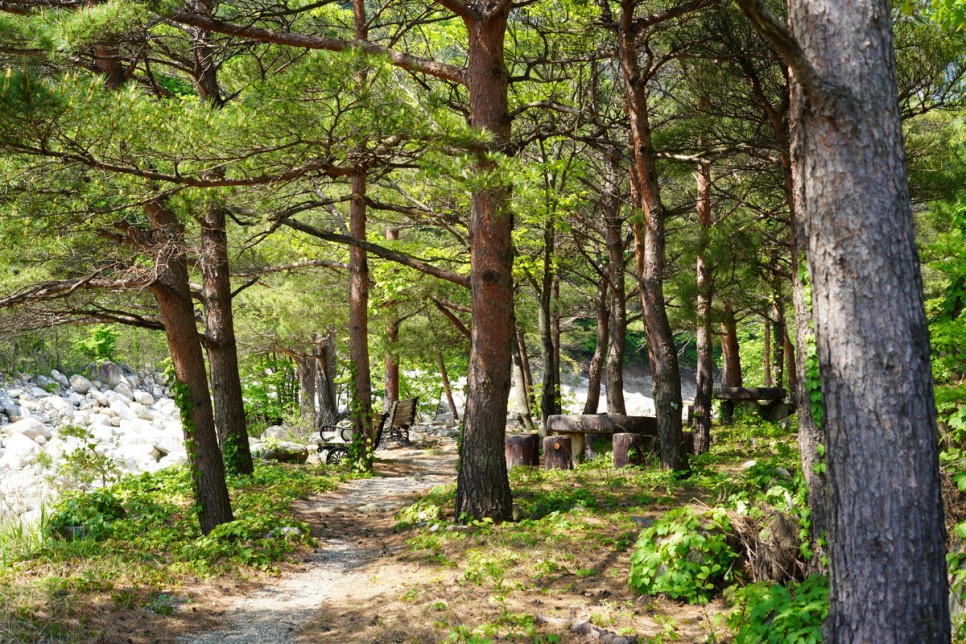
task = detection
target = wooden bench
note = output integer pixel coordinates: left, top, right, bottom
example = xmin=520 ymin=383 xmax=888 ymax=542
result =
xmin=713 ymin=387 xmax=787 ymax=423
xmin=546 ymin=414 xmax=657 ymax=464
xmin=317 ymin=397 xmax=419 ymax=464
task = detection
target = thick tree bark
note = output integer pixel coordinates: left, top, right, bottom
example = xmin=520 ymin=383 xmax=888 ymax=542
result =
xmin=454 ymin=5 xmax=514 ymax=522
xmin=603 ymin=158 xmax=627 ymax=415
xmin=145 ymin=200 xmax=232 ymax=534
xmin=618 ymin=4 xmax=684 ymax=470
xmin=200 ymin=207 xmax=254 ymax=476
xmin=583 ymin=270 xmax=609 ymax=415
xmin=694 ymin=160 xmax=714 ymax=455
xmin=348 ymin=171 xmax=375 ymax=467
xmin=738 ymin=0 xmax=950 ymax=637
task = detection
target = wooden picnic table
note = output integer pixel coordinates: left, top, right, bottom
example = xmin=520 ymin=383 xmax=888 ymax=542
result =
xmin=546 ymin=414 xmax=657 ymax=463
xmin=713 ymin=387 xmax=788 ymax=423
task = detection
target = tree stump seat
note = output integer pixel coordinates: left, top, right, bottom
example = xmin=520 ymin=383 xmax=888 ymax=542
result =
xmin=545 ymin=414 xmax=658 ymax=465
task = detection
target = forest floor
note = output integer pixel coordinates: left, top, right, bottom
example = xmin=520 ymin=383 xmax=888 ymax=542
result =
xmin=157 ymin=440 xmax=729 ymax=644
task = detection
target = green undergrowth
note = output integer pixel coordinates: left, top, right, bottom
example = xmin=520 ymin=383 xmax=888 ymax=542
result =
xmin=395 ymin=417 xmax=827 ymax=641
xmin=0 ymin=459 xmax=355 ymax=642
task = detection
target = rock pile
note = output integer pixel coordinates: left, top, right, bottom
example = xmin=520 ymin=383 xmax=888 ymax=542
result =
xmin=0 ymin=363 xmax=187 ymax=525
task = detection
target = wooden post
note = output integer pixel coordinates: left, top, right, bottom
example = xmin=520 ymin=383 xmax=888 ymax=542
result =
xmin=543 ymin=435 xmax=572 ymax=470
xmin=505 ymin=434 xmax=539 ymax=468
xmin=613 ymin=432 xmax=651 ymax=468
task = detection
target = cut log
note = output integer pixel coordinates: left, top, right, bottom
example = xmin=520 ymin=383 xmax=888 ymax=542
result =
xmin=545 ymin=414 xmax=657 ymax=435
xmin=505 ymin=433 xmax=540 ymax=468
xmin=613 ymin=432 xmax=653 ymax=468
xmin=543 ymin=435 xmax=572 ymax=470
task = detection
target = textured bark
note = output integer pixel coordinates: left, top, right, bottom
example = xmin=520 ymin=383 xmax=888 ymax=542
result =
xmin=454 ymin=6 xmax=514 ymax=523
xmin=739 ymin=0 xmax=951 ymax=637
xmin=694 ymin=161 xmax=714 ymax=455
xmin=348 ymin=171 xmax=374 ymax=467
xmin=771 ymin=298 xmax=785 ymax=387
xmin=583 ymin=271 xmax=609 ymax=415
xmin=613 ymin=433 xmax=649 ymax=468
xmin=504 ymin=434 xmax=539 ymax=468
xmin=145 ymin=201 xmax=232 ymax=534
xmin=538 ymin=216 xmax=560 ymax=424
xmin=200 ymin=207 xmax=254 ymax=476
xmin=618 ymin=4 xmax=684 ymax=470
xmin=603 ymin=158 xmax=627 ymax=415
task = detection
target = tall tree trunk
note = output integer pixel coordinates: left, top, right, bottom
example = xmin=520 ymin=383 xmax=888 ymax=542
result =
xmin=384 ymin=226 xmax=401 ymax=407
xmin=145 ymin=200 xmax=232 ymax=534
xmin=455 ymin=6 xmax=514 ymax=522
xmin=201 ymin=207 xmax=254 ymax=476
xmin=296 ymin=352 xmax=317 ymax=425
xmin=694 ymin=160 xmax=714 ymax=455
xmin=512 ymin=342 xmax=536 ymax=432
xmin=551 ymin=276 xmax=561 ymax=410
xmin=619 ymin=5 xmax=684 ymax=470
xmin=771 ymin=299 xmax=785 ymax=388
xmin=603 ymin=157 xmax=627 ymax=415
xmin=538 ymin=229 xmax=557 ymax=424
xmin=517 ymin=328 xmax=535 ymax=412
xmin=315 ymin=331 xmax=338 ymax=425
xmin=348 ymin=171 xmax=374 ymax=466
xmin=438 ymin=351 xmax=459 ymax=422
xmin=763 ymin=315 xmax=773 ymax=387
xmin=384 ymin=317 xmax=400 ymax=407
xmin=583 ymin=270 xmax=609 ymax=415
xmin=738 ymin=0 xmax=951 ymax=637
xmin=720 ymin=303 xmax=742 ymax=388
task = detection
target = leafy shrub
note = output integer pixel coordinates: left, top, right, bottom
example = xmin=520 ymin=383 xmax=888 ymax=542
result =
xmin=46 ymin=488 xmax=126 ymax=540
xmin=46 ymin=424 xmax=122 ymax=491
xmin=628 ymin=506 xmax=740 ymax=604
xmin=727 ymin=574 xmax=828 ymax=643
xmin=74 ymin=324 xmax=119 ymax=363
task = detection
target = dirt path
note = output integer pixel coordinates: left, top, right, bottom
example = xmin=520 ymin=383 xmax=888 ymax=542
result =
xmin=180 ymin=446 xmax=458 ymax=643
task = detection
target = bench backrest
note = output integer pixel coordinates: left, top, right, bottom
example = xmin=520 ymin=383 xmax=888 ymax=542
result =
xmin=386 ymin=397 xmax=419 ymax=429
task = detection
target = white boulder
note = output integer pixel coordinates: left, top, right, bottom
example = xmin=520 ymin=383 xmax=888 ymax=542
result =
xmin=113 ymin=382 xmax=135 ymax=401
xmin=133 ymin=390 xmax=154 ymax=406
xmin=0 ymin=433 xmax=41 ymax=469
xmin=69 ymin=374 xmax=92 ymax=394
xmin=2 ymin=418 xmax=52 ymax=442
xmin=51 ymin=370 xmax=70 ymax=387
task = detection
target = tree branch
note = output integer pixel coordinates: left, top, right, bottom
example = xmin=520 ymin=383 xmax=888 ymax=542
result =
xmin=170 ymin=11 xmax=466 ymax=85
xmin=733 ymin=0 xmax=823 ymax=96
xmin=280 ymin=218 xmax=470 ymax=288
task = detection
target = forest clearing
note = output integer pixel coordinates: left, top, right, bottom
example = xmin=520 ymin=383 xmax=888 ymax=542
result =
xmin=1 ymin=0 xmax=965 ymax=641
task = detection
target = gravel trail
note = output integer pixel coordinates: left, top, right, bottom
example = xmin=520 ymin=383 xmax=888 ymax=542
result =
xmin=180 ymin=447 xmax=457 ymax=643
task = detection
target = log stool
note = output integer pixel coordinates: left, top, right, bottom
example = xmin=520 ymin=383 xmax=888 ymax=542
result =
xmin=543 ymin=435 xmax=573 ymax=470
xmin=613 ymin=432 xmax=654 ymax=468
xmin=505 ymin=433 xmax=540 ymax=468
